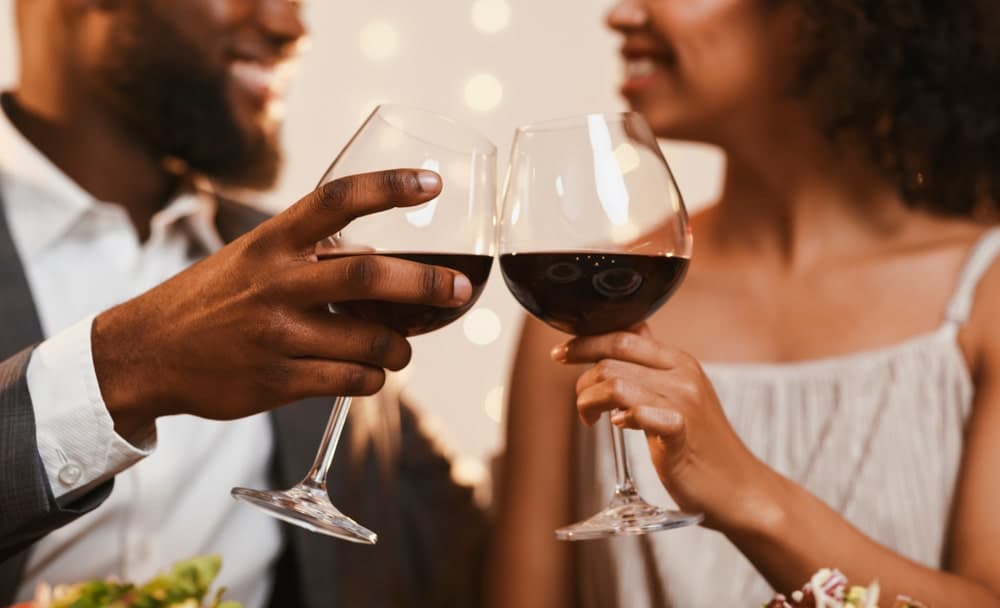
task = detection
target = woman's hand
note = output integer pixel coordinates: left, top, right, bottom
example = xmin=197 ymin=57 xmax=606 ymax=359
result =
xmin=552 ymin=323 xmax=780 ymax=532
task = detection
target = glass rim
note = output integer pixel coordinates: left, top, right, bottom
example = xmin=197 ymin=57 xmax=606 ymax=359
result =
xmin=367 ymin=103 xmax=498 ymax=157
xmin=498 ymin=248 xmax=690 ymax=258
xmin=513 ymin=111 xmax=647 ymax=134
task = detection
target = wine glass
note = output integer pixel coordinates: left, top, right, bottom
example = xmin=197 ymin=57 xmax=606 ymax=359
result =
xmin=232 ymin=104 xmax=497 ymax=544
xmin=498 ymin=112 xmax=700 ymax=540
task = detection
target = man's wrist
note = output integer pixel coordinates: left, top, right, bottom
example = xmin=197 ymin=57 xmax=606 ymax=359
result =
xmin=28 ymin=315 xmax=159 ymax=498
xmin=92 ymin=306 xmax=163 ymax=437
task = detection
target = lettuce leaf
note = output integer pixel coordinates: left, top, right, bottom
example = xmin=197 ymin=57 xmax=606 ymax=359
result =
xmin=50 ymin=556 xmax=242 ymax=608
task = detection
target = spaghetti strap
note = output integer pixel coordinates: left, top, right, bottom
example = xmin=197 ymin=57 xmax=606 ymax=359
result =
xmin=944 ymin=227 xmax=1000 ymax=327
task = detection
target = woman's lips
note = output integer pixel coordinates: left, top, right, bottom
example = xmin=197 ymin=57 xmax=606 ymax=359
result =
xmin=621 ymin=57 xmax=670 ymax=95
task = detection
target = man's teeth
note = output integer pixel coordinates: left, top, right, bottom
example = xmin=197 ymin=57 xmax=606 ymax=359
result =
xmin=231 ymin=61 xmax=279 ymax=92
xmin=626 ymin=58 xmax=658 ymax=78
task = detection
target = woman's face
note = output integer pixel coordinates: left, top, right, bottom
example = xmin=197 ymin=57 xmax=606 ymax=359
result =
xmin=607 ymin=0 xmax=801 ymax=143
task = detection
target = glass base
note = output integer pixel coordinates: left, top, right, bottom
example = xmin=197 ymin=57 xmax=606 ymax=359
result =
xmin=556 ymin=494 xmax=703 ymax=541
xmin=232 ymin=484 xmax=378 ymax=545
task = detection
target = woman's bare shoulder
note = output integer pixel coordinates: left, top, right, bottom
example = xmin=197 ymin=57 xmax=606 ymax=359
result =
xmin=959 ymin=226 xmax=1000 ymax=348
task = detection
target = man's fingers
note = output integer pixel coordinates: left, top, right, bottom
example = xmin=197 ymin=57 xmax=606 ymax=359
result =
xmin=284 ymin=254 xmax=472 ymax=307
xmin=281 ymin=312 xmax=413 ymax=371
xmin=284 ymin=359 xmax=388 ymax=400
xmin=263 ymin=169 xmax=442 ymax=251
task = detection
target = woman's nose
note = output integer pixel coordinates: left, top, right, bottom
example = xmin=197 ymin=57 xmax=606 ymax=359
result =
xmin=606 ymin=0 xmax=650 ymax=31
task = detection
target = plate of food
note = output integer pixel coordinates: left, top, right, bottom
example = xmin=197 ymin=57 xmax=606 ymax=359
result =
xmin=9 ymin=555 xmax=241 ymax=608
xmin=765 ymin=569 xmax=925 ymax=608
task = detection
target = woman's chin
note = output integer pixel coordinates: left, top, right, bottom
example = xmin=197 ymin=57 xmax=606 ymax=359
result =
xmin=630 ymin=106 xmax=706 ymax=142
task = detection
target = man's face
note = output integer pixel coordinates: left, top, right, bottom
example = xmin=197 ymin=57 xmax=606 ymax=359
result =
xmin=91 ymin=0 xmax=305 ymax=189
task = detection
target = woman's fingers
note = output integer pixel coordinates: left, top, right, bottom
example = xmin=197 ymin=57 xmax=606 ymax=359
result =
xmin=577 ymin=377 xmax=652 ymax=425
xmin=553 ymin=329 xmax=693 ymax=370
xmin=576 ymin=377 xmax=685 ymax=438
xmin=630 ymin=322 xmax=654 ymax=339
xmin=576 ymin=358 xmax=681 ymax=396
xmin=612 ymin=406 xmax=685 ymax=438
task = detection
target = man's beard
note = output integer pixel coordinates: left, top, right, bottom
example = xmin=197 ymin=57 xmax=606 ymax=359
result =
xmin=94 ymin=5 xmax=282 ymax=190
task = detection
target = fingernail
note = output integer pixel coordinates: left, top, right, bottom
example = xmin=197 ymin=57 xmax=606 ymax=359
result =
xmin=452 ymin=274 xmax=472 ymax=304
xmin=611 ymin=411 xmax=626 ymax=426
xmin=418 ymin=171 xmax=441 ymax=192
xmin=550 ymin=344 xmax=569 ymax=362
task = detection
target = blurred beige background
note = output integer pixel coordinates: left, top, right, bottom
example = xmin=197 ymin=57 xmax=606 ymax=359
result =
xmin=0 ymin=0 xmax=723 ymax=485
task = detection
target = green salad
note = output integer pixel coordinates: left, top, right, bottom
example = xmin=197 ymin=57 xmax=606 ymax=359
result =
xmin=29 ymin=556 xmax=241 ymax=608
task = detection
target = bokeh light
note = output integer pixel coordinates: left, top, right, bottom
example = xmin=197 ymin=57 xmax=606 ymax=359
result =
xmin=472 ymin=0 xmax=512 ymax=34
xmin=464 ymin=73 xmax=504 ymax=113
xmin=452 ymin=456 xmax=489 ymax=487
xmin=359 ymin=21 xmax=399 ymax=61
xmin=485 ymin=385 xmax=505 ymax=423
xmin=464 ymin=307 xmax=502 ymax=346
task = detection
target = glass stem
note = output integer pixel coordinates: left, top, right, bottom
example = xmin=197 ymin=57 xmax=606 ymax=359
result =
xmin=609 ymin=410 xmax=639 ymax=501
xmin=303 ymin=396 xmax=353 ymax=490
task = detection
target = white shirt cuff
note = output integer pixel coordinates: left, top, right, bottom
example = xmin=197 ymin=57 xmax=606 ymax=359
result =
xmin=26 ymin=315 xmax=156 ymax=501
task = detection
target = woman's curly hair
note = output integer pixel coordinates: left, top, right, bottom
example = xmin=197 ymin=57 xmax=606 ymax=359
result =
xmin=793 ymin=1 xmax=1000 ymax=217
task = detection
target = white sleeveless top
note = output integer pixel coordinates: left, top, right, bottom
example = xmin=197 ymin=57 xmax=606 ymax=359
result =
xmin=580 ymin=228 xmax=1000 ymax=607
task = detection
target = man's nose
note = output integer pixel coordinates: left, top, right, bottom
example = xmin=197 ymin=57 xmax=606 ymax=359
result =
xmin=257 ymin=0 xmax=308 ymax=48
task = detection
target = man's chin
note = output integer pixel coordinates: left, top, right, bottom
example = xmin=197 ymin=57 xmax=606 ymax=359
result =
xmin=214 ymin=113 xmax=285 ymax=191
xmin=210 ymin=149 xmax=283 ymax=192
xmin=189 ymin=121 xmax=284 ymax=191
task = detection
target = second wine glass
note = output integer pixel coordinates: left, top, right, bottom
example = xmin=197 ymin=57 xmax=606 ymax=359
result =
xmin=498 ymin=112 xmax=701 ymax=540
xmin=232 ymin=104 xmax=496 ymax=544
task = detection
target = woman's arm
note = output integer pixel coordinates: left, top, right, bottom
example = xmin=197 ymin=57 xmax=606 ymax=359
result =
xmin=732 ymin=350 xmax=1000 ymax=605
xmin=730 ymin=464 xmax=1000 ymax=605
xmin=486 ymin=317 xmax=582 ymax=608
xmin=744 ymin=266 xmax=1000 ymax=603
xmin=558 ymin=323 xmax=1000 ymax=606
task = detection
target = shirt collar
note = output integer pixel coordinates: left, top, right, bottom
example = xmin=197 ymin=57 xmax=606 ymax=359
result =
xmin=162 ymin=179 xmax=226 ymax=254
xmin=0 ymin=97 xmax=95 ymax=255
xmin=0 ymin=96 xmax=224 ymax=257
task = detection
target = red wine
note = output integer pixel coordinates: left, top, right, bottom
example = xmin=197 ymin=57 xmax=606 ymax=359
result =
xmin=318 ymin=252 xmax=492 ymax=337
xmin=500 ymin=252 xmax=688 ymax=336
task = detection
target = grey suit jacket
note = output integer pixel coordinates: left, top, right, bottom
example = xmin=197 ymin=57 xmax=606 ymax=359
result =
xmin=0 ymin=195 xmax=486 ymax=607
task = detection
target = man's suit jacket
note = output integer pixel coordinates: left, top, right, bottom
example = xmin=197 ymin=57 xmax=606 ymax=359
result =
xmin=0 ymin=195 xmax=486 ymax=607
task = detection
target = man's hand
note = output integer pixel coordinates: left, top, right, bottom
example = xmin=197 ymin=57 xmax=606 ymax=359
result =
xmin=93 ymin=169 xmax=470 ymax=436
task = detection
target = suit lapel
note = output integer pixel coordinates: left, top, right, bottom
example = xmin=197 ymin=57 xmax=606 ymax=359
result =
xmin=0 ymin=194 xmax=45 ymax=605
xmin=0 ymin=195 xmax=44 ymax=360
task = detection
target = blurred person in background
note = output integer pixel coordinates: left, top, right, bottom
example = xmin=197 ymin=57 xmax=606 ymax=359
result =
xmin=489 ymin=1 xmax=1000 ymax=607
xmin=0 ymin=0 xmax=484 ymax=606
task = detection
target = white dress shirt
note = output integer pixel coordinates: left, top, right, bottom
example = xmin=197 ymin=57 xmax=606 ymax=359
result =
xmin=0 ymin=106 xmax=282 ymax=606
